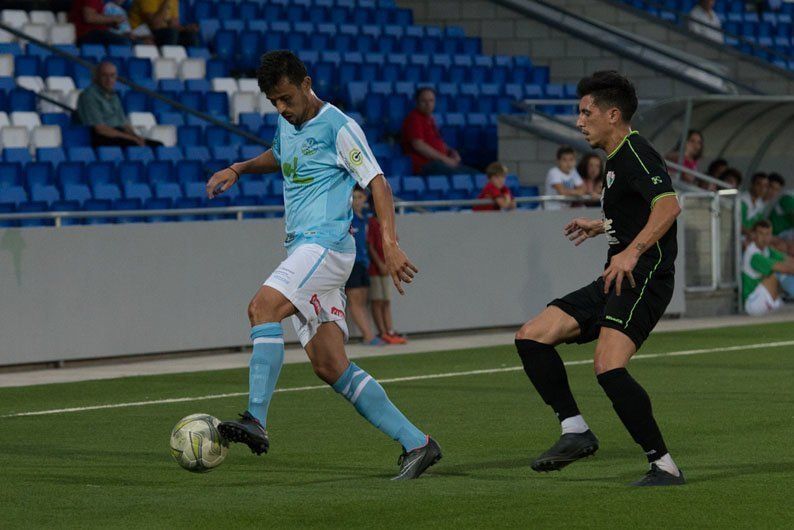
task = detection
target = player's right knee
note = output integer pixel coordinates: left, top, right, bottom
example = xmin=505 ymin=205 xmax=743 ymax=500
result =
xmin=515 ymin=321 xmax=553 ymax=343
xmin=247 ymin=297 xmax=275 ymax=326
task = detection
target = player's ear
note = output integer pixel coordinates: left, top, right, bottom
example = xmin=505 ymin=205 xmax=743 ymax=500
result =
xmin=608 ymin=107 xmax=621 ymax=124
xmin=302 ymin=76 xmax=312 ymax=93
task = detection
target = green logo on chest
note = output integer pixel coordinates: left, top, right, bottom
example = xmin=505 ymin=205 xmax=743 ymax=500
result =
xmin=651 ymin=176 xmax=663 ymax=185
xmin=282 ymin=156 xmax=313 ymax=185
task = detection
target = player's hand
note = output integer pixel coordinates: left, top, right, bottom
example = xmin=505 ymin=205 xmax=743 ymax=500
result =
xmin=602 ymin=249 xmax=638 ymax=297
xmin=383 ymin=241 xmax=418 ymax=295
xmin=206 ymin=168 xmax=239 ymax=199
xmin=564 ymin=218 xmax=603 ymax=246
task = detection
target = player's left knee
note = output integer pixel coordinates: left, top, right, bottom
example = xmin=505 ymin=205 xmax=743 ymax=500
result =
xmin=312 ymin=360 xmax=344 ymax=385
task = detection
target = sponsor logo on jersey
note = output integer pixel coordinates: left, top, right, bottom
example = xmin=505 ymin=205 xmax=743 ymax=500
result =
xmin=651 ymin=176 xmax=662 ymax=185
xmin=606 ymin=170 xmax=615 ymax=188
xmin=605 ymin=315 xmax=624 ymax=324
xmin=604 ymin=218 xmax=619 ymax=245
xmin=300 ymin=138 xmax=319 ymax=156
xmin=349 ymin=148 xmax=363 ymax=166
xmin=331 ymin=307 xmax=345 ymax=317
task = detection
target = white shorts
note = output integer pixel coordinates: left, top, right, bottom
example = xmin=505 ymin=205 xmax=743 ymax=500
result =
xmin=745 ymin=283 xmax=783 ymax=316
xmin=264 ymin=243 xmax=355 ymax=347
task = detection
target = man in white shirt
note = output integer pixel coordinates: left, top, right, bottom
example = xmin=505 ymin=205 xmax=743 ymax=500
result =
xmin=688 ymin=0 xmax=724 ymax=44
xmin=545 ymin=145 xmax=586 ymax=210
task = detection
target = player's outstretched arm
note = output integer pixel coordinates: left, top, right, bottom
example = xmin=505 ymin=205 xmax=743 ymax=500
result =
xmin=564 ymin=218 xmax=605 ymax=246
xmin=603 ymin=195 xmax=681 ymax=295
xmin=206 ymin=149 xmax=279 ymax=199
xmin=369 ymin=174 xmax=418 ymax=295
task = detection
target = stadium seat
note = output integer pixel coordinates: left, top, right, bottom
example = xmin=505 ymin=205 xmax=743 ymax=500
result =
xmin=148 ymin=125 xmax=177 ymax=147
xmin=179 ymin=58 xmax=206 ymax=80
xmin=0 ymin=126 xmax=28 ymax=148
xmin=134 ymin=45 xmax=160 ymax=60
xmin=156 ymin=146 xmax=183 ymax=162
xmin=48 ymin=24 xmax=76 ymax=45
xmin=2 ymin=148 xmax=31 ymax=164
xmin=126 ymin=146 xmax=155 ymax=164
xmin=161 ymin=45 xmax=187 ymax=62
xmin=231 ymin=93 xmax=258 ymax=122
xmin=153 ymin=58 xmax=178 ymax=80
xmin=30 ymin=125 xmax=62 ymax=149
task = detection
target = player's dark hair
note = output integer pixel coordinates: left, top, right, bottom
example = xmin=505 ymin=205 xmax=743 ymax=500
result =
xmin=257 ymin=50 xmax=308 ymax=93
xmin=751 ymin=172 xmax=769 ymax=185
xmin=768 ymin=172 xmax=785 ymax=186
xmin=556 ymin=145 xmax=575 ymax=160
xmin=414 ymin=86 xmax=435 ymax=101
xmin=720 ymin=167 xmax=742 ymax=187
xmin=707 ymin=158 xmax=727 ymax=177
xmin=576 ymin=71 xmax=638 ymax=123
xmin=752 ymin=219 xmax=772 ymax=231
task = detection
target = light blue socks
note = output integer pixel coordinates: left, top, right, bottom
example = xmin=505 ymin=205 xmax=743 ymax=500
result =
xmin=247 ymin=323 xmax=284 ymax=427
xmin=332 ymin=362 xmax=427 ymax=451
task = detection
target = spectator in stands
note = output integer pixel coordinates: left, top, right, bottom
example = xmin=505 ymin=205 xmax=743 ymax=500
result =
xmin=707 ymin=158 xmax=728 ymax=180
xmin=401 ymin=87 xmax=479 ymax=176
xmin=740 ymin=172 xmax=769 ymax=233
xmin=367 ymin=204 xmax=407 ymax=345
xmin=70 ymin=0 xmax=132 ymax=46
xmin=544 ymin=145 xmax=586 ymax=210
xmin=766 ymin=172 xmax=785 ymax=204
xmin=688 ymin=0 xmax=724 ymax=44
xmin=742 ymin=220 xmax=794 ymax=316
xmin=104 ymin=0 xmax=154 ymax=44
xmin=77 ymin=61 xmax=164 ymax=148
xmin=473 ymin=162 xmax=516 ymax=211
xmin=573 ymin=153 xmax=603 ymax=207
xmin=666 ymin=129 xmax=704 ymax=184
xmin=128 ymin=0 xmax=199 ymax=48
xmin=345 ymin=187 xmax=384 ymax=346
xmin=720 ymin=167 xmax=742 ymax=189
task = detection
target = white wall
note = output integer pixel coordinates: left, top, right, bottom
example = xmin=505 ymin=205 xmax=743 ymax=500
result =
xmin=0 ymin=209 xmax=684 ymax=365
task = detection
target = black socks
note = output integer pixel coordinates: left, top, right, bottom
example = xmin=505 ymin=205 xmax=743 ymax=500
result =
xmin=515 ymin=339 xmax=581 ymax=421
xmin=597 ymin=367 xmax=668 ymax=462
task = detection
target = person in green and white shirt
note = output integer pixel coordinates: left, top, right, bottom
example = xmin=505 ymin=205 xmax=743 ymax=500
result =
xmin=740 ymin=173 xmax=769 ymax=234
xmin=742 ymin=220 xmax=794 ymax=316
xmin=766 ymin=173 xmax=794 ymax=252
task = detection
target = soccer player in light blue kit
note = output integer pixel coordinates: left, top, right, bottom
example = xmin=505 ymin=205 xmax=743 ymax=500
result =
xmin=205 ymin=51 xmax=441 ymax=480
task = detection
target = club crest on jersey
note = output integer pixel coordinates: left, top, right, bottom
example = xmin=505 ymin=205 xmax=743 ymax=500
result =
xmin=349 ymin=148 xmax=363 ymax=166
xmin=606 ymin=171 xmax=615 ymax=188
xmin=300 ymin=138 xmax=319 ymax=156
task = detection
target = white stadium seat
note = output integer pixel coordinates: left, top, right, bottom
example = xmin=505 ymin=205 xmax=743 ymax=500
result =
xmin=258 ymin=94 xmax=278 ymax=114
xmin=30 ymin=125 xmax=62 ymax=149
xmin=11 ymin=111 xmax=41 ymax=131
xmin=66 ymin=89 xmax=81 ymax=110
xmin=48 ymin=23 xmax=76 ymax=45
xmin=46 ymin=76 xmax=76 ymax=93
xmin=38 ymin=90 xmax=68 ymax=114
xmin=211 ymin=77 xmax=238 ymax=97
xmin=231 ymin=92 xmax=258 ymax=123
xmin=238 ymin=78 xmax=259 ymax=93
xmin=56 ymin=12 xmax=68 ymax=24
xmin=0 ymin=112 xmax=9 ymax=127
xmin=153 ymin=58 xmax=178 ymax=80
xmin=129 ymin=112 xmax=157 ymax=130
xmin=148 ymin=125 xmax=177 ymax=147
xmin=15 ymin=75 xmax=45 ymax=92
xmin=0 ymin=28 xmax=14 ymax=43
xmin=0 ymin=126 xmax=29 ymax=148
xmin=179 ymin=58 xmax=206 ymax=80
xmin=0 ymin=53 xmax=13 ymax=76
xmin=1 ymin=10 xmax=29 ymax=29
xmin=160 ymin=45 xmax=187 ymax=62
xmin=30 ymin=10 xmax=57 ymax=26
xmin=21 ymin=23 xmax=47 ymax=42
xmin=134 ymin=44 xmax=160 ymax=60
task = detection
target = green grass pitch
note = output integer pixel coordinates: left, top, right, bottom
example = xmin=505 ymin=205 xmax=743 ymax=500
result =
xmin=1 ymin=321 xmax=793 ymax=528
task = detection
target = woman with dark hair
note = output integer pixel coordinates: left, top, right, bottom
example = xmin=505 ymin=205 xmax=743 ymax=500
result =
xmin=665 ymin=129 xmax=704 ymax=184
xmin=573 ymin=153 xmax=603 ymax=207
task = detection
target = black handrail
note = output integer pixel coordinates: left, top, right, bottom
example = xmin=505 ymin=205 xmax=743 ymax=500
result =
xmin=0 ymin=21 xmax=271 ymax=147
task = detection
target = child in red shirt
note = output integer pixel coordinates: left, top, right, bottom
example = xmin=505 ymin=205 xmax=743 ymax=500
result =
xmin=474 ymin=162 xmax=517 ymax=211
xmin=367 ymin=212 xmax=408 ymax=345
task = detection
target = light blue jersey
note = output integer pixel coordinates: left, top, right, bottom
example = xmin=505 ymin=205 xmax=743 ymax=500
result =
xmin=272 ymin=103 xmax=383 ymax=254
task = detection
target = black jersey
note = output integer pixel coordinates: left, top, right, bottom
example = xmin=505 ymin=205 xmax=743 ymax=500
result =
xmin=602 ymin=131 xmax=677 ymax=273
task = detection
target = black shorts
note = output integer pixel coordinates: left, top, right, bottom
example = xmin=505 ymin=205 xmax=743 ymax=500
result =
xmin=548 ymin=266 xmax=674 ymax=349
xmin=345 ymin=262 xmax=370 ymax=289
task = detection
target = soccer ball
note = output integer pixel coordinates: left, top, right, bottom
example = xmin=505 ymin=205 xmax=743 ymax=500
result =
xmin=169 ymin=413 xmax=228 ymax=472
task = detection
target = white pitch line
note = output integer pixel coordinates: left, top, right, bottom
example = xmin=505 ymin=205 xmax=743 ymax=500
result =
xmin=4 ymin=339 xmax=794 ymax=418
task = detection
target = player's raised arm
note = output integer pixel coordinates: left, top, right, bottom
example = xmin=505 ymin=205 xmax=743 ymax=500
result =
xmin=369 ymin=175 xmax=418 ymax=295
xmin=564 ymin=218 xmax=605 ymax=246
xmin=206 ymin=149 xmax=280 ymax=199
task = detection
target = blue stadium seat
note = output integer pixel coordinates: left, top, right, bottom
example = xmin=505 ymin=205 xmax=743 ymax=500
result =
xmin=2 ymin=148 xmax=32 ymax=164
xmin=36 ymin=147 xmax=66 ymax=166
xmin=389 ymin=156 xmax=411 ymax=177
xmin=176 ymin=160 xmax=204 ymax=185
xmin=211 ymin=145 xmax=239 ymax=162
xmin=95 ymin=146 xmax=124 ymax=163
xmin=31 ymin=184 xmax=61 ymax=206
xmin=118 ymin=161 xmax=146 ymax=184
xmin=147 ymin=161 xmax=174 ymax=184
xmin=451 ymin=174 xmax=475 ymax=197
xmin=204 ymin=92 xmax=229 ymax=118
xmin=126 ymin=146 xmax=155 ymax=164
xmin=87 ymin=162 xmax=117 ymax=186
xmin=17 ymin=202 xmax=52 ymax=227
xmin=401 ymin=176 xmax=426 ymax=200
xmin=14 ymin=56 xmax=40 ymax=77
xmin=8 ymin=88 xmax=36 ymax=111
xmin=124 ymin=182 xmax=153 ymax=202
xmin=0 ymin=43 xmax=23 ymax=56
xmin=156 ymin=146 xmax=184 ymax=162
xmin=40 ymin=113 xmax=71 ymax=128
xmin=157 ymin=112 xmax=185 ymax=127
xmin=25 ymin=162 xmax=54 ymax=189
xmin=56 ymin=162 xmax=87 ymax=187
xmin=92 ymin=183 xmax=122 ymax=202
xmin=426 ymin=175 xmax=451 ymax=199
xmin=123 ymin=91 xmax=149 ymax=113
xmin=67 ymin=147 xmax=96 ymax=164
xmin=184 ymin=146 xmax=211 ymax=163
xmin=0 ymin=185 xmax=27 ymax=206
xmin=158 ymin=79 xmax=185 ymax=93
xmin=205 ymin=126 xmax=229 ymax=146
xmin=182 ymin=181 xmax=207 ymax=201
xmin=43 ymin=56 xmax=71 ymax=78
xmin=206 ymin=58 xmax=228 ymax=79
xmin=213 ymin=29 xmax=236 ymax=63
xmin=62 ymin=184 xmax=92 ymax=206
xmin=0 ymin=162 xmax=22 ymax=189
xmin=155 ymin=182 xmax=183 ymax=203
xmin=240 ymin=180 xmax=270 ymax=199
xmin=240 ymin=145 xmax=265 ymax=160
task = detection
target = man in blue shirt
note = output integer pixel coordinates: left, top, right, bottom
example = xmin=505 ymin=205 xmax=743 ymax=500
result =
xmin=205 ymin=51 xmax=441 ymax=480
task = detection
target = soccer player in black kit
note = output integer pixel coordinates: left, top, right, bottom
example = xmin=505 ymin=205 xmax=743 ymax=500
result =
xmin=514 ymin=71 xmax=685 ymax=486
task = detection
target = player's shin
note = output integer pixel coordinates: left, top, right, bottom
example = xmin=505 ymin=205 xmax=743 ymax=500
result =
xmin=247 ymin=323 xmax=285 ymax=427
xmin=515 ymin=339 xmax=588 ymax=433
xmin=597 ymin=367 xmax=679 ymax=475
xmin=332 ymin=362 xmax=427 ymax=451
